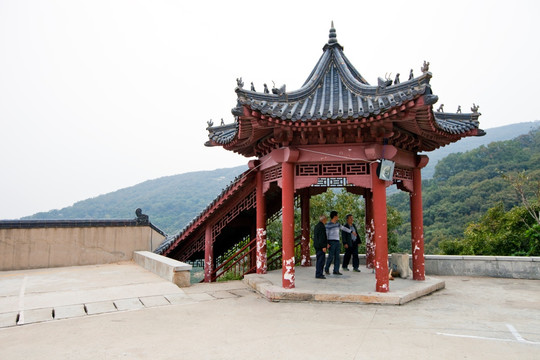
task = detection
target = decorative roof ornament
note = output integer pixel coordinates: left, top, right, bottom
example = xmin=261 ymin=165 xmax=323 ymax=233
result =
xmin=251 ymin=82 xmax=255 ymax=91
xmin=471 ymin=103 xmax=480 ymax=114
xmin=328 ymin=21 xmax=338 ymax=44
xmin=437 ymin=104 xmax=445 ymax=112
xmin=207 ymin=119 xmax=214 ymax=128
xmin=263 ymin=83 xmax=269 ymax=94
xmin=378 ymin=73 xmax=393 ymax=89
xmin=394 ymin=73 xmax=400 ymax=85
xmin=135 ymin=208 xmax=149 ymax=225
xmin=236 ymin=77 xmax=244 ymax=89
xmin=272 ymin=83 xmax=286 ymax=96
xmin=421 ymin=60 xmax=430 ymax=74
xmin=457 ymin=105 xmax=462 ymax=113
xmin=409 ymin=69 xmax=414 ymax=80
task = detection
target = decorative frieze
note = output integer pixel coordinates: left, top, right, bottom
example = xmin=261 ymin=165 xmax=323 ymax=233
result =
xmin=296 ymin=162 xmax=369 ymax=177
xmin=312 ymin=177 xmax=348 ymax=187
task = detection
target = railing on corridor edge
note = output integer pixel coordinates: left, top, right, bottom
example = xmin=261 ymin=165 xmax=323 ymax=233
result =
xmin=205 ymin=235 xmax=304 ymax=282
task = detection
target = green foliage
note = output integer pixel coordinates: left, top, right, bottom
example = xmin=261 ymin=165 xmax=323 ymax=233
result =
xmin=389 ymin=128 xmax=540 ymax=255
xmin=217 ymin=271 xmax=243 ymax=282
xmin=440 ymin=202 xmax=540 ymax=256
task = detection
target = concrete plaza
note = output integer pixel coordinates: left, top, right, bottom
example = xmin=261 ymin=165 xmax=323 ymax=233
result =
xmin=0 ymin=262 xmax=539 ymax=359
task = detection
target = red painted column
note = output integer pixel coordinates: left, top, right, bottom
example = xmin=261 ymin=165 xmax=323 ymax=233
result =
xmin=204 ymin=225 xmax=213 ymax=282
xmin=255 ymin=169 xmax=267 ymax=274
xmin=300 ymin=191 xmax=311 ymax=266
xmin=411 ymin=167 xmax=425 ymax=280
xmin=371 ymin=162 xmax=389 ymax=292
xmin=364 ymin=190 xmax=375 ymax=269
xmin=281 ymin=161 xmax=295 ymax=289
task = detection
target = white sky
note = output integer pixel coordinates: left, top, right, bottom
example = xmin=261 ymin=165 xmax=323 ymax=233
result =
xmin=1 ymin=0 xmax=539 ymax=219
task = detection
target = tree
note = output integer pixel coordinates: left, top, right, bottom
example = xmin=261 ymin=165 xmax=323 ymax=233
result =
xmin=502 ymin=170 xmax=540 ymax=232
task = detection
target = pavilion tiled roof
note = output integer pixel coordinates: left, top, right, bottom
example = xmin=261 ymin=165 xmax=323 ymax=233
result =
xmin=234 ymin=29 xmax=432 ymax=122
xmin=206 ymin=23 xmax=483 ymax=153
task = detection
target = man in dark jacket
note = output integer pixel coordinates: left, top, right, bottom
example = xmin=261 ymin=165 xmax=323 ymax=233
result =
xmin=342 ymin=214 xmax=360 ymax=272
xmin=313 ymin=214 xmax=328 ymax=279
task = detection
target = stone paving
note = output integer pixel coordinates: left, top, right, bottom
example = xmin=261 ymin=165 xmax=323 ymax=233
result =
xmin=1 ymin=262 xmax=539 ymax=359
xmin=0 ymin=262 xmax=251 ymax=328
xmin=245 ymin=266 xmax=445 ymax=304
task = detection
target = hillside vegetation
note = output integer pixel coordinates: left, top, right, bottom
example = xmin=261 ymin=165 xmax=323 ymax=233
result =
xmin=388 ymin=128 xmax=540 ymax=253
xmin=420 ymin=120 xmax=539 ymax=179
xmin=23 ymin=166 xmax=247 ymax=234
xmin=22 ymin=122 xmax=539 ymax=249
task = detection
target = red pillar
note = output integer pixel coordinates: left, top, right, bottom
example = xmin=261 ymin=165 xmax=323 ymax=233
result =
xmin=204 ymin=225 xmax=213 ymax=282
xmin=255 ymin=169 xmax=267 ymax=274
xmin=411 ymin=167 xmax=425 ymax=280
xmin=364 ymin=190 xmax=375 ymax=269
xmin=281 ymin=161 xmax=295 ymax=289
xmin=300 ymin=191 xmax=311 ymax=266
xmin=371 ymin=162 xmax=389 ymax=292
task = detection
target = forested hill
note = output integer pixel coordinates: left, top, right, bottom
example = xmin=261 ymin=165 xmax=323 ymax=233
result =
xmin=22 ymin=166 xmax=247 ymax=234
xmin=421 ymin=120 xmax=539 ymax=178
xmin=22 ymin=121 xmax=538 ymax=237
xmin=388 ymin=128 xmax=540 ymax=253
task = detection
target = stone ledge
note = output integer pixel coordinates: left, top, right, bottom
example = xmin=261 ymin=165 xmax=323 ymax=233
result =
xmin=133 ymin=251 xmax=192 ymax=287
xmin=424 ymin=255 xmax=540 ymax=279
xmin=243 ymin=270 xmax=445 ymax=305
xmin=307 ymin=254 xmax=540 ymax=279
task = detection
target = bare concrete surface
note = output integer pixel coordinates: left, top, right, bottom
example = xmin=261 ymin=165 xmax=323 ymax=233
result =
xmin=244 ymin=267 xmax=445 ymax=304
xmin=0 ymin=263 xmax=539 ymax=359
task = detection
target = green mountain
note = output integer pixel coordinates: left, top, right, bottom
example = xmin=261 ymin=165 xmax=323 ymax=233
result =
xmin=23 ymin=121 xmax=539 ymax=239
xmin=388 ymin=127 xmax=540 ymax=253
xmin=23 ymin=166 xmax=247 ymax=234
xmin=421 ymin=120 xmax=539 ymax=178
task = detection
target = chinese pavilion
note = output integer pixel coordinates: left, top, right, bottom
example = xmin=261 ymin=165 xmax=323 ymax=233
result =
xmin=156 ymin=23 xmax=484 ymax=293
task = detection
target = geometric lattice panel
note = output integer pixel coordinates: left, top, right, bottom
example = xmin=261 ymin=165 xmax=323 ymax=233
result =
xmin=393 ymin=167 xmax=413 ymax=181
xmin=311 ymin=177 xmax=348 ymax=187
xmin=297 ymin=162 xmax=369 ymax=177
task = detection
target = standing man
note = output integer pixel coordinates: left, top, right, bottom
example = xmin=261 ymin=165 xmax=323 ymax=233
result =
xmin=313 ymin=214 xmax=328 ymax=279
xmin=342 ymin=214 xmax=360 ymax=272
xmin=325 ymin=211 xmax=352 ymax=276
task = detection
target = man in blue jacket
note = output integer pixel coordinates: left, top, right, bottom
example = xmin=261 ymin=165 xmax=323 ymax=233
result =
xmin=325 ymin=211 xmax=353 ymax=275
xmin=313 ymin=214 xmax=328 ymax=279
xmin=342 ymin=214 xmax=360 ymax=272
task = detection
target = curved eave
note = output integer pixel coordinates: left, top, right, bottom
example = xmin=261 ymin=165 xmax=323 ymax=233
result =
xmin=434 ymin=111 xmax=484 ymax=136
xmin=205 ymin=123 xmax=239 ymax=147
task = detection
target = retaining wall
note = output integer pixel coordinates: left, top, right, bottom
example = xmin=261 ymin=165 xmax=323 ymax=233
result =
xmin=0 ymin=222 xmax=165 ymax=271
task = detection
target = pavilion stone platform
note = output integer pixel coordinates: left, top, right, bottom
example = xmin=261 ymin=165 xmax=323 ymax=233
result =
xmin=244 ymin=266 xmax=444 ymax=305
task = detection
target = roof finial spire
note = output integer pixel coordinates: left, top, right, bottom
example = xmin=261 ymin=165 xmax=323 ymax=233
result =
xmin=328 ymin=21 xmax=337 ymax=44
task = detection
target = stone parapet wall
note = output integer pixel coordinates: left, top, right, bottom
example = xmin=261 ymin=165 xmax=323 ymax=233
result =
xmin=424 ymin=255 xmax=540 ymax=280
xmin=310 ymin=254 xmax=540 ymax=280
xmin=0 ymin=225 xmax=165 ymax=271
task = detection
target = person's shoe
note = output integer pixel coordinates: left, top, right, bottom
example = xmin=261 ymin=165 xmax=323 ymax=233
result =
xmin=342 ymin=268 xmax=349 ymax=271
xmin=325 ymin=270 xmax=330 ymax=275
xmin=316 ymin=275 xmax=327 ymax=279
xmin=333 ymin=272 xmax=343 ymax=275
xmin=353 ymin=268 xmax=361 ymax=272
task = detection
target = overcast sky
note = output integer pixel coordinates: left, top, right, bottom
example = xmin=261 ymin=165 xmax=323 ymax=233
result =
xmin=1 ymin=0 xmax=539 ymax=219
